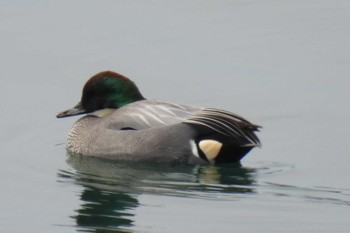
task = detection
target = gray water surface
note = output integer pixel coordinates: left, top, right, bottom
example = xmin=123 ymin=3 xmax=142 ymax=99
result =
xmin=1 ymin=1 xmax=350 ymax=232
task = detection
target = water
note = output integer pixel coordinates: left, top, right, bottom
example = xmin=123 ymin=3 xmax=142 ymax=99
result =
xmin=1 ymin=1 xmax=350 ymax=232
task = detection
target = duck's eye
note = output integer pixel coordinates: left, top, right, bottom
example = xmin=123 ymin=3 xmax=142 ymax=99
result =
xmin=120 ymin=127 xmax=136 ymax=131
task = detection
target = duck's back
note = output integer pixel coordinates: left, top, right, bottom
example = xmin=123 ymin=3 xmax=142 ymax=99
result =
xmin=104 ymin=100 xmax=203 ymax=130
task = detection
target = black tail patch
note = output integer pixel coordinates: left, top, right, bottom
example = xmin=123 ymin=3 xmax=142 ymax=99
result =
xmin=195 ymin=134 xmax=254 ymax=164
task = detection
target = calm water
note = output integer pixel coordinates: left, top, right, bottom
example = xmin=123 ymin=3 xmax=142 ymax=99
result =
xmin=1 ymin=1 xmax=350 ymax=232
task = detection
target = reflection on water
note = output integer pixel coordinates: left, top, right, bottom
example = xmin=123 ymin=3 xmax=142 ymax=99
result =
xmin=74 ymin=188 xmax=137 ymax=232
xmin=58 ymin=156 xmax=350 ymax=232
xmin=57 ymin=155 xmax=257 ymax=232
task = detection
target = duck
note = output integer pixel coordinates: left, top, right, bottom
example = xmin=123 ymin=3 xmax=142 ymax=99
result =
xmin=57 ymin=71 xmax=261 ymax=164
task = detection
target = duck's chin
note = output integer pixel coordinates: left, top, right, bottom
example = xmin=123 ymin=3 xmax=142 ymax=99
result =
xmin=88 ymin=108 xmax=115 ymax=118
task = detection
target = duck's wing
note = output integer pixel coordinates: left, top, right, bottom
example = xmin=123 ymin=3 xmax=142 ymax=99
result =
xmin=184 ymin=108 xmax=261 ymax=147
xmin=105 ymin=100 xmax=261 ymax=147
xmin=105 ymin=100 xmax=203 ymax=130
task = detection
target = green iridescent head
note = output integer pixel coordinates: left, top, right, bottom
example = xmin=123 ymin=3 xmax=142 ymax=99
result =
xmin=57 ymin=71 xmax=145 ymax=118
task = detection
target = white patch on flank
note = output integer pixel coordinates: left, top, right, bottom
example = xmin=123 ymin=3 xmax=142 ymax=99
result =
xmin=199 ymin=140 xmax=223 ymax=161
xmin=190 ymin=140 xmax=200 ymax=158
xmin=89 ymin=108 xmax=114 ymax=117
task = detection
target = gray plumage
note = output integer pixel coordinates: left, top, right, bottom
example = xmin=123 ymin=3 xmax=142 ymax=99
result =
xmin=66 ymin=100 xmax=260 ymax=164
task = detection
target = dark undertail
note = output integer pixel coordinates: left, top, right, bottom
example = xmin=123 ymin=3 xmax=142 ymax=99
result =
xmin=184 ymin=109 xmax=261 ymax=164
xmin=215 ymin=144 xmax=253 ymax=163
xmin=194 ymin=133 xmax=255 ymax=164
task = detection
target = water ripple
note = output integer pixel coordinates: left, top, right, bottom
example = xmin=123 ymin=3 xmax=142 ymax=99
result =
xmin=57 ymin=156 xmax=350 ymax=232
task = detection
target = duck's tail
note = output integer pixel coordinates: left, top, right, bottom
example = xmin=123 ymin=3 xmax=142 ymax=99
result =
xmin=184 ymin=108 xmax=261 ymax=163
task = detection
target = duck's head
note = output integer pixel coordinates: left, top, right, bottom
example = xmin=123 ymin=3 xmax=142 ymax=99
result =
xmin=57 ymin=71 xmax=145 ymax=118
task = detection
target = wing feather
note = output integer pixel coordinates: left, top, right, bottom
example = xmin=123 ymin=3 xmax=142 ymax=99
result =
xmin=184 ymin=109 xmax=261 ymax=146
xmin=104 ymin=100 xmax=260 ymax=147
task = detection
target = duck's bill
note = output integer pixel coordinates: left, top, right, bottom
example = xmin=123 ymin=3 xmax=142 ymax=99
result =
xmin=56 ymin=102 xmax=86 ymax=118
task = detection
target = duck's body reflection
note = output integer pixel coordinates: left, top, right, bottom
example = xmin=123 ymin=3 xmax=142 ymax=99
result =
xmin=58 ymin=155 xmax=256 ymax=232
xmin=75 ymin=187 xmax=137 ymax=232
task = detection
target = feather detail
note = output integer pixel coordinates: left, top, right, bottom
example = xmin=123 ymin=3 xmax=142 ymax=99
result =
xmin=184 ymin=108 xmax=261 ymax=147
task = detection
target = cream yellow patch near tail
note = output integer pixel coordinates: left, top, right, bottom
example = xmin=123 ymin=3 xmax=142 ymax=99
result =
xmin=198 ymin=140 xmax=223 ymax=161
